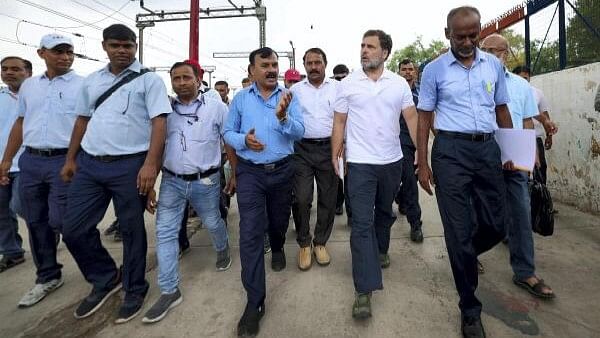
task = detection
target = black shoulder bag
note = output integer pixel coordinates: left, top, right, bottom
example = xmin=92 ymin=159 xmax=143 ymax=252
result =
xmin=93 ymin=68 xmax=152 ymax=110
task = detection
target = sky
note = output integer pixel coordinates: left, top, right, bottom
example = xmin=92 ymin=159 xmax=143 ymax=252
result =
xmin=0 ymin=0 xmax=529 ymax=93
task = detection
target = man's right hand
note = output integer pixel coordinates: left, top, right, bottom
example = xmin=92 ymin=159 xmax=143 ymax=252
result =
xmin=245 ymin=128 xmax=265 ymax=151
xmin=60 ymin=159 xmax=77 ymax=183
xmin=417 ymin=163 xmax=434 ymax=196
xmin=0 ymin=160 xmax=12 ymax=185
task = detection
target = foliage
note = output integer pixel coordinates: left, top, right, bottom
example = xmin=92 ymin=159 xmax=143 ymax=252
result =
xmin=386 ymin=36 xmax=447 ymax=73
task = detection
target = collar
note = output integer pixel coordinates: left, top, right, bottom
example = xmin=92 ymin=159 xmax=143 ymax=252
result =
xmin=445 ymin=48 xmax=486 ymax=66
xmin=300 ymin=76 xmax=333 ymax=89
xmin=100 ymin=59 xmax=143 ymax=76
xmin=354 ymin=67 xmax=393 ymax=81
xmin=249 ymin=81 xmax=283 ymax=99
xmin=0 ymin=86 xmax=18 ymax=99
xmin=172 ymin=91 xmax=204 ymax=107
xmin=41 ymin=69 xmax=75 ymax=81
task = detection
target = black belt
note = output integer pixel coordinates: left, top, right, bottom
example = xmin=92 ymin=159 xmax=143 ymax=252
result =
xmin=301 ymin=137 xmax=331 ymax=145
xmin=237 ymin=156 xmax=291 ymax=170
xmin=86 ymin=151 xmax=147 ymax=163
xmin=437 ymin=130 xmax=494 ymax=142
xmin=162 ymin=167 xmax=219 ymax=181
xmin=26 ymin=147 xmax=68 ymax=157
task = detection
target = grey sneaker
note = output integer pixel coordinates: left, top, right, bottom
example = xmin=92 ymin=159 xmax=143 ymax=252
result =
xmin=142 ymin=289 xmax=183 ymax=324
xmin=18 ymin=277 xmax=64 ymax=308
xmin=216 ymin=245 xmax=232 ymax=271
xmin=352 ymin=293 xmax=372 ymax=319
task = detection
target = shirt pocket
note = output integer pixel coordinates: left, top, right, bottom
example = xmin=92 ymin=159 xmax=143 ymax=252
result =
xmin=186 ymin=120 xmax=219 ymax=143
xmin=478 ymin=78 xmax=496 ymax=112
xmin=108 ymin=89 xmax=131 ymax=114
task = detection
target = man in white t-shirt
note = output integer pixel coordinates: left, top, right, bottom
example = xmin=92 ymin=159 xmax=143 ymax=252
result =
xmin=331 ymin=29 xmax=418 ymax=319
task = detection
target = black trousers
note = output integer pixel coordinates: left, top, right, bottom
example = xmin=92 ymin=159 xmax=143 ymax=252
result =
xmin=431 ymin=134 xmax=506 ymax=317
xmin=291 ymin=140 xmax=338 ymax=247
xmin=396 ymin=143 xmax=422 ymax=227
xmin=236 ymin=159 xmax=294 ymax=308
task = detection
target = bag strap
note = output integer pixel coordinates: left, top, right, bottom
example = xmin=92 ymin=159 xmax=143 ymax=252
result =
xmin=94 ymin=68 xmax=151 ymax=110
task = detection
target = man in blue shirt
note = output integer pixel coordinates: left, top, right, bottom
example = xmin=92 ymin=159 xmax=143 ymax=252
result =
xmin=224 ymin=47 xmax=304 ymax=337
xmin=142 ymin=61 xmax=236 ymax=324
xmin=396 ymin=58 xmax=424 ymax=243
xmin=1 ymin=34 xmax=84 ymax=308
xmin=0 ymin=56 xmax=31 ymax=273
xmin=480 ymin=34 xmax=555 ymax=299
xmin=416 ymin=7 xmax=514 ymax=338
xmin=59 ymin=24 xmax=171 ymax=324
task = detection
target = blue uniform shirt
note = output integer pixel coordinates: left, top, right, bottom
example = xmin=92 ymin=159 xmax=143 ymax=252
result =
xmin=505 ymin=71 xmax=538 ymax=130
xmin=0 ymin=87 xmax=24 ymax=172
xmin=224 ymin=82 xmax=304 ymax=164
xmin=18 ymin=71 xmax=84 ymax=149
xmin=163 ymin=94 xmax=228 ymax=174
xmin=75 ymin=60 xmax=172 ymax=156
xmin=417 ymin=49 xmax=510 ymax=133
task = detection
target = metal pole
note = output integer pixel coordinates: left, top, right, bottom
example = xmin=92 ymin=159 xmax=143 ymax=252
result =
xmin=189 ymin=0 xmax=199 ymax=61
xmin=558 ymin=0 xmax=567 ymax=69
xmin=289 ymin=41 xmax=295 ymax=69
xmin=138 ymin=27 xmax=144 ymax=63
xmin=525 ymin=14 xmax=531 ymax=70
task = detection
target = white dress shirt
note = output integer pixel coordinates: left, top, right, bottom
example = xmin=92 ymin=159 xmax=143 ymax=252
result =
xmin=290 ymin=77 xmax=337 ymax=139
xmin=334 ymin=68 xmax=414 ymax=164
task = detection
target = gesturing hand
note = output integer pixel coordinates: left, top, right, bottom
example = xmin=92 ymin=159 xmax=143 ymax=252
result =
xmin=245 ymin=128 xmax=265 ymax=152
xmin=276 ymin=91 xmax=292 ymax=122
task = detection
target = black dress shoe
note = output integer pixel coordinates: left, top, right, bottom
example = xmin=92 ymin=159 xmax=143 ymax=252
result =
xmin=410 ymin=224 xmax=424 ymax=243
xmin=237 ymin=303 xmax=265 ymax=337
xmin=335 ymin=205 xmax=343 ymax=215
xmin=462 ymin=316 xmax=486 ymax=338
xmin=271 ymin=250 xmax=286 ymax=271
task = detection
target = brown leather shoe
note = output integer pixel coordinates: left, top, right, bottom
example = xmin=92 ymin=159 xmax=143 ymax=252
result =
xmin=314 ymin=245 xmax=330 ymax=266
xmin=298 ymin=246 xmax=312 ymax=271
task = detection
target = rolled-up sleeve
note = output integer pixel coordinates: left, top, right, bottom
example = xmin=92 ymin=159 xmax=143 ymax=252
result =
xmin=223 ymin=93 xmax=247 ymax=151
xmin=416 ymin=64 xmax=437 ymax=112
xmin=75 ymin=79 xmax=93 ymax=117
xmin=493 ymin=61 xmax=510 ymax=106
xmin=276 ymin=94 xmax=304 ymax=140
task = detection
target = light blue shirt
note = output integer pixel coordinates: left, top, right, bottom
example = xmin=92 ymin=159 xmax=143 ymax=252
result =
xmin=418 ymin=49 xmax=510 ymax=133
xmin=163 ymin=94 xmax=228 ymax=174
xmin=224 ymin=82 xmax=304 ymax=164
xmin=0 ymin=87 xmax=24 ymax=172
xmin=75 ymin=60 xmax=172 ymax=156
xmin=505 ymin=71 xmax=538 ymax=130
xmin=17 ymin=71 xmax=84 ymax=149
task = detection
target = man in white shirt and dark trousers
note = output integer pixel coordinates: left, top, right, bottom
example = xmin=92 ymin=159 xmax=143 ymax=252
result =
xmin=291 ymin=48 xmax=338 ymax=271
xmin=331 ymin=30 xmax=418 ymax=319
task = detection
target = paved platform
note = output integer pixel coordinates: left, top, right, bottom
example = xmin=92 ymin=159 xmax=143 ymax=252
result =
xmin=1 ymin=188 xmax=599 ymax=338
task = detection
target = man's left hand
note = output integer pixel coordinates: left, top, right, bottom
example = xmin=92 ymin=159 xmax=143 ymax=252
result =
xmin=224 ymin=174 xmax=236 ymax=196
xmin=137 ymin=164 xmax=158 ymax=195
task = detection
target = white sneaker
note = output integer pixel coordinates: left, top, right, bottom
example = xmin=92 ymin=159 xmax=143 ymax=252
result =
xmin=18 ymin=277 xmax=64 ymax=308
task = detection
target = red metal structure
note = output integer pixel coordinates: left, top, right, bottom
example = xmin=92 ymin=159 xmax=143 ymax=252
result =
xmin=189 ymin=0 xmax=199 ymax=62
xmin=481 ymin=4 xmax=526 ymax=38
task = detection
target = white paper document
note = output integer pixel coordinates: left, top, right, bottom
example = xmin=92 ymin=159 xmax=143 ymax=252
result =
xmin=494 ymin=128 xmax=536 ymax=172
xmin=337 ymin=157 xmax=344 ymax=179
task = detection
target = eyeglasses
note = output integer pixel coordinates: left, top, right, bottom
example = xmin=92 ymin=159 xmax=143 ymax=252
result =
xmin=481 ymin=47 xmax=507 ymax=54
xmin=180 ymin=131 xmax=187 ymax=151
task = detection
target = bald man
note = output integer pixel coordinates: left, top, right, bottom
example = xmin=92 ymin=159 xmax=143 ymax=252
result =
xmin=480 ymin=34 xmax=555 ymax=299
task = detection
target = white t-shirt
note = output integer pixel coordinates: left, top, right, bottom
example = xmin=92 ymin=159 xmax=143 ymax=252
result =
xmin=532 ymin=86 xmax=550 ymax=137
xmin=334 ymin=68 xmax=414 ymax=164
xmin=290 ymin=78 xmax=337 ymax=139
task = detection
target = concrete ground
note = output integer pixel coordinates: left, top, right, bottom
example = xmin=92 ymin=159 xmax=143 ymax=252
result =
xmin=1 ymin=186 xmax=599 ymax=338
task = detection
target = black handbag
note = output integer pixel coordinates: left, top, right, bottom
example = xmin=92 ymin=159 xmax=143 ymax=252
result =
xmin=528 ymin=168 xmax=555 ymax=236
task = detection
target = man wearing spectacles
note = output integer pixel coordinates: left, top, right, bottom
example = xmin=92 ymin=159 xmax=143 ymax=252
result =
xmin=141 ymin=60 xmax=236 ymax=324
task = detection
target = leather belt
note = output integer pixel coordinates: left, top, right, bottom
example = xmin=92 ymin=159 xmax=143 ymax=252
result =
xmin=301 ymin=137 xmax=331 ymax=145
xmin=26 ymin=147 xmax=68 ymax=157
xmin=162 ymin=167 xmax=219 ymax=181
xmin=86 ymin=151 xmax=147 ymax=163
xmin=237 ymin=156 xmax=291 ymax=170
xmin=437 ymin=130 xmax=494 ymax=142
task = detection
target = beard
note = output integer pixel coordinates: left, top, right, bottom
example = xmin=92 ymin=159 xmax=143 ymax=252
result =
xmin=361 ymin=57 xmax=384 ymax=71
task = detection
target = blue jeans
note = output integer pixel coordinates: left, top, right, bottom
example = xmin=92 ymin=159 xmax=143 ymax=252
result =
xmin=504 ymin=170 xmax=535 ymax=280
xmin=347 ymin=160 xmax=402 ymax=294
xmin=0 ymin=173 xmax=24 ymax=258
xmin=156 ymin=172 xmax=229 ymax=294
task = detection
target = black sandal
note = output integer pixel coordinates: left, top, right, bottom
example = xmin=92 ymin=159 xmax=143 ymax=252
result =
xmin=513 ymin=275 xmax=556 ymax=299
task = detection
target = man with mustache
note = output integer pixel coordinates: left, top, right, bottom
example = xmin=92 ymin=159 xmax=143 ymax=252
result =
xmin=331 ymin=29 xmax=418 ymax=319
xmin=0 ymin=56 xmax=32 ymax=273
xmin=1 ymin=34 xmax=84 ymax=307
xmin=290 ymin=47 xmax=338 ymax=271
xmin=416 ymin=6 xmax=513 ymax=338
xmin=224 ymin=47 xmax=304 ymax=337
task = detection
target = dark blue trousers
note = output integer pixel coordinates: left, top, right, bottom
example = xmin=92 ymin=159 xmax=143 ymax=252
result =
xmin=236 ymin=159 xmax=294 ymax=308
xmin=18 ymin=152 xmax=67 ymax=283
xmin=396 ymin=143 xmax=422 ymax=227
xmin=0 ymin=173 xmax=24 ymax=258
xmin=63 ymin=152 xmax=149 ymax=297
xmin=431 ymin=134 xmax=506 ymax=318
xmin=347 ymin=160 xmax=402 ymax=294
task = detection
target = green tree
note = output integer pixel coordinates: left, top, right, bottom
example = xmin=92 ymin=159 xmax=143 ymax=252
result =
xmin=500 ymin=29 xmax=526 ymax=71
xmin=386 ymin=36 xmax=447 ymax=73
xmin=566 ymin=0 xmax=600 ymax=67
